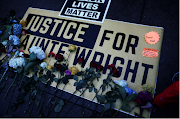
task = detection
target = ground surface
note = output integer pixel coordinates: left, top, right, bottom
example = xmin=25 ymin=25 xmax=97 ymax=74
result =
xmin=0 ymin=0 xmax=179 ymax=118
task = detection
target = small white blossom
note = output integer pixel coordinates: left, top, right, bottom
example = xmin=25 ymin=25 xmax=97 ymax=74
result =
xmin=40 ymin=62 xmax=47 ymax=69
xmin=113 ymin=79 xmax=128 ymax=87
xmin=9 ymin=57 xmax=25 ymax=69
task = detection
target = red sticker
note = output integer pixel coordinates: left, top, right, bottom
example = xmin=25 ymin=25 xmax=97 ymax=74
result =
xmin=142 ymin=48 xmax=159 ymax=58
xmin=145 ymin=31 xmax=160 ymax=45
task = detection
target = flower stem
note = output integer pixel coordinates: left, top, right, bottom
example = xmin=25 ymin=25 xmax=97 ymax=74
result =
xmin=46 ymin=83 xmax=67 ymax=117
xmin=66 ymin=52 xmax=71 ymax=65
xmin=0 ymin=77 xmax=8 ymax=93
xmin=37 ymin=83 xmax=45 ymax=109
xmin=39 ymin=78 xmax=62 ymax=117
xmin=19 ymin=74 xmax=25 ymax=88
xmin=63 ymin=77 xmax=96 ymax=117
xmin=5 ymin=83 xmax=16 ymax=115
xmin=126 ymin=103 xmax=137 ymax=118
xmin=4 ymin=72 xmax=17 ymax=99
xmin=0 ymin=68 xmax=8 ymax=83
xmin=80 ymin=76 xmax=113 ymax=117
xmin=113 ymin=107 xmax=121 ymax=117
xmin=29 ymin=100 xmax=35 ymax=117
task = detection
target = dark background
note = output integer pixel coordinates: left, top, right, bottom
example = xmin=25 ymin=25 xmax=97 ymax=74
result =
xmin=0 ymin=0 xmax=179 ymax=118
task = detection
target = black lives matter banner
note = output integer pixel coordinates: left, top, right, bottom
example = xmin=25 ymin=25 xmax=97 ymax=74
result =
xmin=59 ymin=0 xmax=111 ymax=23
xmin=20 ymin=8 xmax=164 ymax=117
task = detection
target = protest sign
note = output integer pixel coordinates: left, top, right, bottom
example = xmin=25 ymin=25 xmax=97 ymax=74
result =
xmin=59 ymin=0 xmax=111 ymax=23
xmin=19 ymin=7 xmax=164 ymax=117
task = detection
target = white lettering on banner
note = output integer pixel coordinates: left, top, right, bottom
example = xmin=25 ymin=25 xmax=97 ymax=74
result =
xmin=64 ymin=7 xmax=100 ymax=19
xmin=77 ymin=0 xmax=105 ymax=3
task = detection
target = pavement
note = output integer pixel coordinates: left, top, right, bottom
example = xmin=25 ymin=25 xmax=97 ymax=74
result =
xmin=0 ymin=0 xmax=179 ymax=118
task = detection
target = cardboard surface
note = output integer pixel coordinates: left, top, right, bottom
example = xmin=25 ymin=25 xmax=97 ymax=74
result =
xmin=19 ymin=7 xmax=164 ymax=117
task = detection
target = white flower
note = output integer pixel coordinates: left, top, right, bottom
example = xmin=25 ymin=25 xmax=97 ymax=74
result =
xmin=9 ymin=57 xmax=25 ymax=69
xmin=9 ymin=35 xmax=20 ymax=45
xmin=19 ymin=52 xmax=24 ymax=57
xmin=29 ymin=46 xmax=46 ymax=60
xmin=113 ymin=79 xmax=128 ymax=87
xmin=40 ymin=62 xmax=47 ymax=69
xmin=2 ymin=40 xmax=8 ymax=46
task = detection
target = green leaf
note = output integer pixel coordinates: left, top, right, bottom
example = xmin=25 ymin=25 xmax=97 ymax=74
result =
xmin=0 ymin=25 xmax=12 ymax=41
xmin=54 ymin=78 xmax=58 ymax=83
xmin=91 ymin=74 xmax=96 ymax=79
xmin=59 ymin=99 xmax=64 ymax=105
xmin=89 ymin=67 xmax=94 ymax=72
xmin=54 ymin=103 xmax=63 ymax=112
xmin=104 ymin=102 xmax=111 ymax=110
xmin=24 ymin=58 xmax=28 ymax=65
xmin=102 ymin=86 xmax=106 ymax=92
xmin=51 ymin=101 xmax=56 ymax=105
xmin=74 ymin=82 xmax=77 ymax=86
xmin=24 ymin=60 xmax=41 ymax=74
xmin=89 ymin=87 xmax=93 ymax=92
xmin=94 ymin=88 xmax=97 ymax=93
xmin=34 ymin=75 xmax=38 ymax=81
xmin=118 ymin=86 xmax=126 ymax=100
xmin=96 ymin=73 xmax=101 ymax=78
xmin=121 ymin=104 xmax=131 ymax=112
xmin=110 ymin=102 xmax=115 ymax=109
xmin=79 ymin=80 xmax=83 ymax=84
xmin=40 ymin=76 xmax=47 ymax=83
xmin=73 ymin=75 xmax=78 ymax=81
xmin=101 ymin=95 xmax=105 ymax=103
xmin=123 ymin=94 xmax=138 ymax=106
xmin=96 ymin=95 xmax=101 ymax=102
xmin=16 ymin=67 xmax=23 ymax=73
xmin=29 ymin=52 xmax=37 ymax=62
xmin=35 ymin=100 xmax=40 ymax=107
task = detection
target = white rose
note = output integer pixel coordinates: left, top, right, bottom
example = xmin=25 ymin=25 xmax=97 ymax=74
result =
xmin=113 ymin=79 xmax=128 ymax=87
xmin=40 ymin=62 xmax=47 ymax=69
